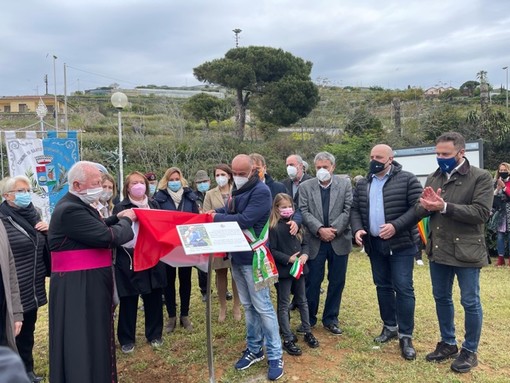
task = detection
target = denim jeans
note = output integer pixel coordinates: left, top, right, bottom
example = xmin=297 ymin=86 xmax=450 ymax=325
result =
xmin=231 ymin=263 xmax=282 ymax=360
xmin=306 ymin=242 xmax=348 ymax=327
xmin=429 ymin=262 xmax=482 ymax=353
xmin=368 ymin=237 xmax=416 ymax=337
xmin=497 ymin=231 xmax=510 ymax=256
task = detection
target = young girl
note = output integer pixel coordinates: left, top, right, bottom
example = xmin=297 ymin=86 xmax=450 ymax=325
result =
xmin=269 ymin=193 xmax=319 ymax=356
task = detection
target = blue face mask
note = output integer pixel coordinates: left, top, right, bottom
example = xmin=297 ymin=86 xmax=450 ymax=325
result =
xmin=149 ymin=184 xmax=157 ymax=196
xmin=197 ymin=182 xmax=210 ymax=193
xmin=437 ymin=156 xmax=458 ymax=173
xmin=167 ymin=181 xmax=182 ymax=192
xmin=14 ymin=192 xmax=32 ymax=208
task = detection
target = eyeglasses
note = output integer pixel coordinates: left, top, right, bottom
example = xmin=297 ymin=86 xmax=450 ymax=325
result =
xmin=7 ymin=189 xmax=32 ymax=194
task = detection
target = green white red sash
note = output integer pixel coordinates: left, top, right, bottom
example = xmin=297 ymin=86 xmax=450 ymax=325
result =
xmin=243 ymin=220 xmax=279 ymax=290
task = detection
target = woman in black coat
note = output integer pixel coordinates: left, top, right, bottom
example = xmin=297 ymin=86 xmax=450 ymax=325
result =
xmin=0 ymin=175 xmax=47 ymax=382
xmin=154 ymin=167 xmax=199 ymax=333
xmin=113 ymin=172 xmax=166 ymax=353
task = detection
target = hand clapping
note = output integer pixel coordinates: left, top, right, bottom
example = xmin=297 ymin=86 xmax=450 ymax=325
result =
xmin=419 ymin=187 xmax=445 ymax=212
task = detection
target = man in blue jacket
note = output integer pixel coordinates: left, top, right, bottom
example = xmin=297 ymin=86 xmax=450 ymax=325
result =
xmin=211 ymin=154 xmax=284 ymax=381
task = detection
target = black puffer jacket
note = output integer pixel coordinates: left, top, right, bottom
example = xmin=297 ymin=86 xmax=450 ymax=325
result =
xmin=0 ymin=213 xmax=48 ymax=313
xmin=351 ymin=161 xmax=423 ymax=253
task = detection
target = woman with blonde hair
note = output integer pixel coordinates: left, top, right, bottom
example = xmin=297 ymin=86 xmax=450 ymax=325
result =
xmin=154 ymin=167 xmax=199 ymax=332
xmin=203 ymin=164 xmax=241 ymax=322
xmin=493 ymin=162 xmax=510 ymax=266
xmin=97 ymin=173 xmax=117 ymax=218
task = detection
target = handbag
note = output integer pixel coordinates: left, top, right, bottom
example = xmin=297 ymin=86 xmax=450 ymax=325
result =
xmin=487 ymin=209 xmax=502 ymax=232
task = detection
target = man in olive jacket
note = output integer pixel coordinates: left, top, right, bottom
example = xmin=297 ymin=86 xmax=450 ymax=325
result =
xmin=417 ymin=132 xmax=493 ymax=374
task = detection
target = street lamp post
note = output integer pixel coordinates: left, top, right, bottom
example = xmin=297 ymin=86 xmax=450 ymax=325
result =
xmin=53 ymin=55 xmax=58 ymax=131
xmin=503 ymin=66 xmax=509 ymax=111
xmin=111 ymin=92 xmax=128 ymax=191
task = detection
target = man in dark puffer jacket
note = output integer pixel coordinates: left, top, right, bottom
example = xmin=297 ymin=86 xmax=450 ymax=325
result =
xmin=351 ymin=144 xmax=423 ymax=361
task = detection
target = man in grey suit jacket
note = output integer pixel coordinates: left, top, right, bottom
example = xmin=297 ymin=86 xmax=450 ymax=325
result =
xmin=298 ymin=151 xmax=352 ymax=335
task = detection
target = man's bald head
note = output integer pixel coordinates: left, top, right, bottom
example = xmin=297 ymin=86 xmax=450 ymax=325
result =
xmin=371 ymin=144 xmax=393 ymax=158
xmin=370 ymin=144 xmax=394 ymax=176
xmin=231 ymin=154 xmax=254 ymax=178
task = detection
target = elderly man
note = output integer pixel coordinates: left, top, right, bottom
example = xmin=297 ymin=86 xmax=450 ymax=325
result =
xmin=283 ymin=154 xmax=312 ymax=203
xmin=48 ymin=161 xmax=137 ymax=383
xmin=351 ymin=144 xmax=423 ymax=360
xmin=417 ymin=132 xmax=493 ymax=373
xmin=298 ymin=151 xmax=352 ymax=335
xmin=212 ymin=154 xmax=284 ymax=381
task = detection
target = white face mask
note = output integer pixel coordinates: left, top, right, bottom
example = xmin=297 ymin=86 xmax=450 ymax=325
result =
xmin=100 ymin=190 xmax=113 ymax=202
xmin=233 ymin=176 xmax=249 ymax=189
xmin=216 ymin=176 xmax=229 ymax=187
xmin=75 ymin=187 xmax=104 ymax=205
xmin=287 ymin=165 xmax=298 ymax=179
xmin=316 ymin=168 xmax=331 ymax=182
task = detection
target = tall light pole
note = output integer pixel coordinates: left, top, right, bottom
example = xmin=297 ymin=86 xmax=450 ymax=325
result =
xmin=503 ymin=66 xmax=509 ymax=111
xmin=53 ymin=55 xmax=58 ymax=131
xmin=233 ymin=28 xmax=242 ymax=48
xmin=111 ymin=92 xmax=128 ymax=192
xmin=64 ymin=62 xmax=69 ymax=131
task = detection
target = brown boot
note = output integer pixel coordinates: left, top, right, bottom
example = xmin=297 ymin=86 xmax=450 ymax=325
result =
xmin=180 ymin=316 xmax=193 ymax=331
xmin=165 ymin=317 xmax=177 ymax=333
xmin=496 ymin=256 xmax=505 ymax=266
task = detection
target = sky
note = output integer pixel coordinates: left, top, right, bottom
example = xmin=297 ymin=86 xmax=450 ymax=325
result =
xmin=2 ymin=0 xmax=510 ymax=96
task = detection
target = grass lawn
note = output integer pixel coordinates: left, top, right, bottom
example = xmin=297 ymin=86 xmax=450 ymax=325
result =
xmin=33 ymin=250 xmax=510 ymax=382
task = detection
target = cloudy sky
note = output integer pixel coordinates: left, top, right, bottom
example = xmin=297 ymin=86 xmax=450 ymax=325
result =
xmin=2 ymin=0 xmax=510 ymax=96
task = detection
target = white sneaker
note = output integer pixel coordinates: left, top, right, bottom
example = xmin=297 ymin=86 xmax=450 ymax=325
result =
xmin=416 ymin=260 xmax=424 ymax=266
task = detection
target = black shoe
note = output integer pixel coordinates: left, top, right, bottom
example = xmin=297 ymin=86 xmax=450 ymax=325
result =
xmin=425 ymin=341 xmax=459 ymax=362
xmin=374 ymin=327 xmax=398 ymax=343
xmin=226 ymin=291 xmax=233 ymax=301
xmin=27 ymin=371 xmax=44 ymax=383
xmin=450 ymin=348 xmax=478 ymax=373
xmin=323 ymin=323 xmax=343 ymax=335
xmin=304 ymin=332 xmax=320 ymax=348
xmin=283 ymin=340 xmax=302 ymax=356
xmin=399 ymin=337 xmax=416 ymax=360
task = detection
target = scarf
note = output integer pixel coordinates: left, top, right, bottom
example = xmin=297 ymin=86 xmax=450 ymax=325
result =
xmin=228 ymin=175 xmax=259 ymax=213
xmin=243 ymin=220 xmax=279 ymax=290
xmin=128 ymin=195 xmax=149 ymax=209
xmin=0 ymin=201 xmax=40 ymax=238
xmin=231 ymin=174 xmax=259 ymax=197
xmin=168 ymin=188 xmax=184 ymax=209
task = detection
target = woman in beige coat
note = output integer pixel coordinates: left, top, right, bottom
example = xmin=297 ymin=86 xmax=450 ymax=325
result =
xmin=0 ymin=219 xmax=23 ymax=350
xmin=203 ymin=164 xmax=241 ymax=322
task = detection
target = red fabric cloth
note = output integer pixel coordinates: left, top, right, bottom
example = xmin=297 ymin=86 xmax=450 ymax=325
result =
xmin=504 ymin=179 xmax=510 ymax=198
xmin=133 ymin=209 xmax=213 ymax=271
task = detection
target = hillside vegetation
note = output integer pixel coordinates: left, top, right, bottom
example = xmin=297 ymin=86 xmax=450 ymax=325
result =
xmin=1 ymin=86 xmax=509 ymax=181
